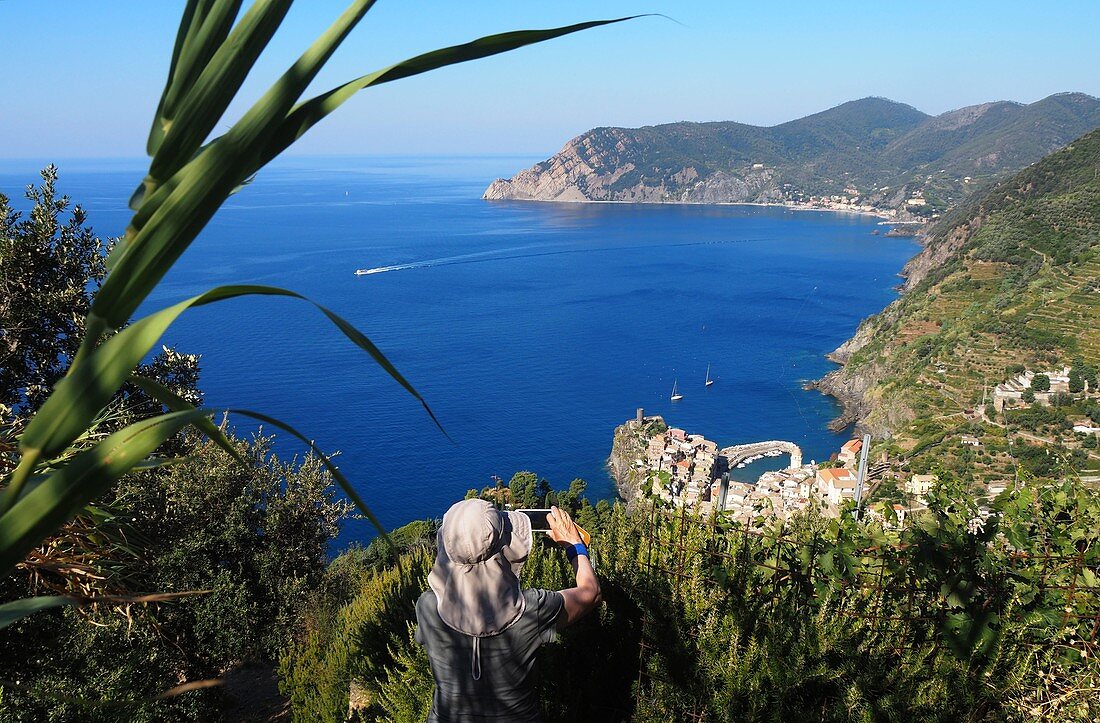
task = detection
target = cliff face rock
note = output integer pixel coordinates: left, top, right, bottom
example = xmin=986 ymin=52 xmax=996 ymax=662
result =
xmin=900 ymin=218 xmax=980 ymax=290
xmin=810 ymin=356 xmax=914 ymax=439
xmin=484 ymin=130 xmax=783 ymax=204
xmin=807 ymin=367 xmax=877 ymax=433
xmin=608 ymin=416 xmax=666 ymax=502
xmin=484 ymin=130 xmax=635 ymax=202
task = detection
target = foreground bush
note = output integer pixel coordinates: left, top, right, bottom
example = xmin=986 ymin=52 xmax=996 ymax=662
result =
xmin=0 ymin=433 xmax=351 ymax=721
xmin=282 ymin=477 xmax=1099 ymax=722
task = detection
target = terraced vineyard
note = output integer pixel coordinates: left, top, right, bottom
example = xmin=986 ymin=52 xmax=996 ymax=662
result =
xmin=821 ymin=128 xmax=1100 ymax=477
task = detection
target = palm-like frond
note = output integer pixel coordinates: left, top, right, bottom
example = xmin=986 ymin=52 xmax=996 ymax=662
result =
xmin=1 ymin=0 xmax=636 ymax=627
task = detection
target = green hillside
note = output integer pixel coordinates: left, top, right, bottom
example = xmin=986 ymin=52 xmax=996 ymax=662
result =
xmin=821 ymin=127 xmax=1100 ymax=481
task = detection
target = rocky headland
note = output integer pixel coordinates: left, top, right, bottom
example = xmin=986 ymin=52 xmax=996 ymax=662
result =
xmin=485 ymin=93 xmax=1100 ymax=218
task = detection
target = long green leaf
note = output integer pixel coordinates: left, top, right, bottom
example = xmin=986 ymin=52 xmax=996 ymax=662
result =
xmin=128 ymin=0 xmax=381 ymax=224
xmin=0 ymin=596 xmax=77 ymax=630
xmin=136 ymin=1 xmax=245 ymax=211
xmin=0 ymin=410 xmax=212 ymax=575
xmin=97 ymin=150 xmax=242 ymax=325
xmin=145 ymin=0 xmax=241 ymax=158
xmin=145 ymin=0 xmax=293 ymax=191
xmin=102 ymin=16 xmax=636 ymax=326
xmin=130 ymin=374 xmax=244 ymax=465
xmin=25 ymin=285 xmax=441 ymax=466
xmin=146 ymin=0 xmax=206 ymax=156
xmin=261 ymin=17 xmax=639 ymax=166
xmin=160 ymin=1 xmax=244 ymax=126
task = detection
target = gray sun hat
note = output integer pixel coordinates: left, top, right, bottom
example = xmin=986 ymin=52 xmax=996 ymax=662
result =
xmin=428 ymin=499 xmax=532 ymax=637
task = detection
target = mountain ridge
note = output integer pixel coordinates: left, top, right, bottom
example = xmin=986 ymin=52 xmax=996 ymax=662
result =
xmin=484 ymin=93 xmax=1100 ymax=216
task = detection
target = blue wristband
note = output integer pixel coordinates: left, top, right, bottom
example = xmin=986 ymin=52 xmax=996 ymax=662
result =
xmin=566 ymin=542 xmax=588 ymax=560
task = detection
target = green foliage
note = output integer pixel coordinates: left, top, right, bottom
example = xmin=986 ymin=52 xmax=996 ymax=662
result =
xmin=0 ymin=431 xmax=351 ymax=720
xmin=1032 ymin=373 xmax=1052 ymax=392
xmin=0 ymin=167 xmax=104 ymax=415
xmin=279 ymin=549 xmax=434 ymax=722
xmin=1069 ymin=358 xmax=1096 ymax=393
xmin=0 ymin=168 xmax=200 ymax=426
xmin=351 ymin=519 xmax=439 ymax=572
xmin=1008 ymin=441 xmax=1065 ymax=477
xmin=282 ymin=475 xmax=1100 ymax=722
xmin=507 ymin=470 xmax=542 ymax=508
xmin=1006 ymin=405 xmax=1069 ymax=432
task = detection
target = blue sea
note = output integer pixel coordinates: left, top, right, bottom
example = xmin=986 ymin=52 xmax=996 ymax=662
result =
xmin=0 ymin=156 xmax=918 ymax=545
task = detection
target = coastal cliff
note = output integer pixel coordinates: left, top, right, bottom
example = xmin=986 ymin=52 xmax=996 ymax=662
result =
xmin=608 ymin=414 xmax=666 ymax=502
xmin=484 ymin=128 xmax=785 ymax=204
xmin=485 ymin=94 xmax=1100 ymax=217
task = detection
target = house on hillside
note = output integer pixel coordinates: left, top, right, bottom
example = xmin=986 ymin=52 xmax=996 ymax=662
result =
xmin=905 ymin=473 xmax=938 ymax=500
xmin=892 ymin=504 xmax=907 ymax=528
xmin=816 ymin=468 xmax=858 ymax=506
xmin=838 ymin=438 xmax=863 ymax=468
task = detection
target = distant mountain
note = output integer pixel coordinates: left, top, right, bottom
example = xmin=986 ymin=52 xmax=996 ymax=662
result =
xmin=812 ymin=126 xmax=1100 ymax=436
xmin=484 ymin=93 xmax=1100 ymax=216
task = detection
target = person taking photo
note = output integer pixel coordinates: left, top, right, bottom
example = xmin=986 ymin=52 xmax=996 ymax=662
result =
xmin=415 ymin=500 xmax=601 ymax=722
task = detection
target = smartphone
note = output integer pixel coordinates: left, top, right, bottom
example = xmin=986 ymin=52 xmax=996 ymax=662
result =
xmin=517 ymin=508 xmax=552 ymax=531
xmin=516 ymin=508 xmax=591 ymax=547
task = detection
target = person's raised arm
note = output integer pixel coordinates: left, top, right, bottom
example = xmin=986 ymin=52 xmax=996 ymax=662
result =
xmin=547 ymin=505 xmax=601 ymax=626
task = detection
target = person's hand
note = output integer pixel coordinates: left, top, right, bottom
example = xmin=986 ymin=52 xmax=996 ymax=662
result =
xmin=547 ymin=506 xmax=583 ymax=546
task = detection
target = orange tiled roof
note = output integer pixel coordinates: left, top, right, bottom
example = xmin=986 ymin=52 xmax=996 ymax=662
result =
xmin=818 ymin=468 xmax=857 ymax=488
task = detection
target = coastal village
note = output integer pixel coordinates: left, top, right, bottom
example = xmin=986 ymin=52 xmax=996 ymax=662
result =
xmin=613 ymin=408 xmax=904 ymax=524
xmin=612 ymin=371 xmax=1099 ymax=528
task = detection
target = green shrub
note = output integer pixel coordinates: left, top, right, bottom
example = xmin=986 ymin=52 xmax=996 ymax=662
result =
xmin=278 ymin=549 xmax=433 ymax=722
xmin=281 ymin=478 xmax=1100 ymax=722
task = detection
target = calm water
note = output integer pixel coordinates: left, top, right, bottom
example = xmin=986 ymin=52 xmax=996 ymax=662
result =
xmin=0 ymin=156 xmax=917 ymax=544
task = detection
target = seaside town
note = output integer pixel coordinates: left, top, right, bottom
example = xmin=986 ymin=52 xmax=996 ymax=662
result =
xmin=612 ymin=391 xmax=1100 ymax=528
xmin=615 ymin=359 xmax=1100 ymax=526
xmin=773 ymin=181 xmax=939 ymax=221
xmin=616 ymin=408 xmax=901 ymax=524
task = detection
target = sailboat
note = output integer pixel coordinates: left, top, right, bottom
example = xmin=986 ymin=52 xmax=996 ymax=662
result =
xmin=705 ymin=363 xmax=714 ymax=387
xmin=670 ymin=380 xmax=683 ymax=402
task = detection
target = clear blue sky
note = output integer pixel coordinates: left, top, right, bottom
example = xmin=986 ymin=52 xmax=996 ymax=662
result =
xmin=2 ymin=0 xmax=1098 ymax=158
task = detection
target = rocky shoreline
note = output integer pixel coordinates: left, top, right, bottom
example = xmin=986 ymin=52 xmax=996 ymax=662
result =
xmin=803 ymin=367 xmax=875 ymax=434
xmin=805 ymin=225 xmax=935 ymax=436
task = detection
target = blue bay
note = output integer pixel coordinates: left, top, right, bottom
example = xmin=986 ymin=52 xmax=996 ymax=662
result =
xmin=0 ymin=156 xmax=918 ymax=545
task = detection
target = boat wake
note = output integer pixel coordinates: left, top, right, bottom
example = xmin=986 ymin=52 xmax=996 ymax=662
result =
xmin=354 ymin=237 xmax=759 ymax=277
xmin=355 ymin=245 xmax=543 ymax=275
